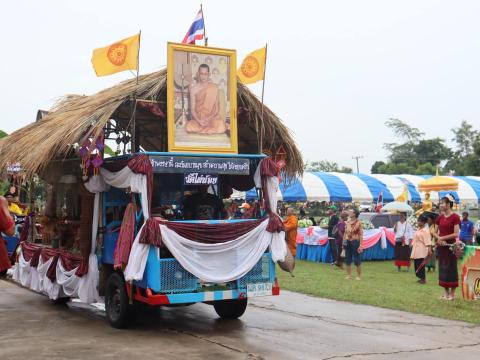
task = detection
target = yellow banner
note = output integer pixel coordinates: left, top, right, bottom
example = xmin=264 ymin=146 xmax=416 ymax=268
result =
xmin=237 ymin=47 xmax=266 ymax=84
xmin=91 ymin=34 xmax=140 ymax=77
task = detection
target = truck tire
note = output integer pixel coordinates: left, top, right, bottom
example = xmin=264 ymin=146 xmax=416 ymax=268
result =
xmin=213 ymin=298 xmax=248 ymax=319
xmin=105 ymin=272 xmax=131 ymax=328
xmin=51 ymin=297 xmax=70 ymax=305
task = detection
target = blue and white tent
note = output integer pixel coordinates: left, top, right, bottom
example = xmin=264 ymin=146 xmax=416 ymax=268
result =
xmin=233 ymin=172 xmax=480 ymax=205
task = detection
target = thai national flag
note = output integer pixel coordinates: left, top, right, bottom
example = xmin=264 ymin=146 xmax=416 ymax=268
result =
xmin=377 ymin=191 xmax=384 ymax=206
xmin=182 ymin=9 xmax=205 ymax=45
xmin=374 ymin=191 xmax=384 ymax=212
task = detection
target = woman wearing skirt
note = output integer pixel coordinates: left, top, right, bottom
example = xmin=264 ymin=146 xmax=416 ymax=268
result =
xmin=433 ymin=195 xmax=461 ymax=301
xmin=394 ymin=212 xmax=414 ymax=271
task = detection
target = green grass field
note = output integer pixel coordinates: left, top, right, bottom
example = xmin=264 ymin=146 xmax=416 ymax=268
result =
xmin=277 ymin=260 xmax=480 ymax=324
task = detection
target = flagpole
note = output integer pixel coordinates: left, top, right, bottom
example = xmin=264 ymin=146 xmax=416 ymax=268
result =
xmin=131 ymin=30 xmax=141 ymax=152
xmin=136 ymin=30 xmax=141 ymax=85
xmin=201 ymin=4 xmax=208 ymax=46
xmin=259 ymin=43 xmax=268 ymax=154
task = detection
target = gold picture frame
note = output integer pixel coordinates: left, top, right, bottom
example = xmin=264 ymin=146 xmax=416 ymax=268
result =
xmin=167 ymin=42 xmax=238 ymax=153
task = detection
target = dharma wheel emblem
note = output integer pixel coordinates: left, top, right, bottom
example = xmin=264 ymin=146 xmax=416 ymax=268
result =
xmin=107 ymin=43 xmax=128 ymax=66
xmin=241 ymin=56 xmax=260 ymax=78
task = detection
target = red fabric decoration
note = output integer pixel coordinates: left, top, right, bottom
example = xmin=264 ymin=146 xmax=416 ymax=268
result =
xmin=21 ymin=242 xmax=39 ymax=262
xmin=166 ymin=219 xmax=265 ymax=243
xmin=59 ymin=252 xmax=83 ymax=272
xmin=29 ymin=247 xmax=43 ymax=268
xmin=139 ymin=218 xmax=163 ymax=247
xmin=113 ymin=203 xmax=137 ymax=269
xmin=19 ymin=215 xmax=30 ymax=244
xmin=259 ymin=157 xmax=284 ymax=233
xmin=128 ymin=154 xmax=153 ymax=215
xmin=75 ymin=259 xmax=89 ymax=277
xmin=19 ymin=243 xmax=86 ymax=279
xmin=45 ymin=252 xmax=60 ymax=282
xmin=139 ymin=218 xmax=266 ymax=247
xmin=260 ymin=156 xmax=280 ymax=178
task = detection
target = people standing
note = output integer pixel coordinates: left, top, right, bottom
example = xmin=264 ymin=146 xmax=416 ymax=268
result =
xmin=335 ymin=212 xmax=348 ymax=269
xmin=426 ymin=213 xmax=438 ymax=272
xmin=343 ymin=209 xmax=364 ymax=280
xmin=394 ymin=212 xmax=414 ymax=271
xmin=459 ymin=211 xmax=475 ymax=246
xmin=410 ymin=215 xmax=432 ymax=284
xmin=0 ymin=196 xmax=16 ymax=276
xmin=299 ymin=205 xmax=306 ymax=219
xmin=327 ymin=206 xmax=339 ymax=266
xmin=433 ymin=195 xmax=461 ymax=301
xmin=284 ymin=207 xmax=298 ymax=257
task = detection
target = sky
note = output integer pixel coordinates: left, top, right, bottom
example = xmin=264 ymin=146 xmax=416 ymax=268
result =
xmin=1 ymin=0 xmax=480 ymax=173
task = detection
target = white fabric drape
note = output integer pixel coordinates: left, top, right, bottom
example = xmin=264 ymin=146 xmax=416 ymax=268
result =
xmin=380 ymin=228 xmax=387 ymax=249
xmin=253 ymin=162 xmax=281 ymax=215
xmin=12 ymin=250 xmax=99 ymax=303
xmin=84 ymin=166 xmax=149 ymax=252
xmin=84 ymin=165 xmax=149 ymax=293
xmin=126 ymin=219 xmax=286 ymax=283
xmin=124 ymin=230 xmax=151 ymax=281
xmin=161 ymin=220 xmax=274 ymax=283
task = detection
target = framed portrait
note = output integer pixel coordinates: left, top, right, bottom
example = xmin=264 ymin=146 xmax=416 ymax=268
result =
xmin=167 ymin=42 xmax=238 ymax=154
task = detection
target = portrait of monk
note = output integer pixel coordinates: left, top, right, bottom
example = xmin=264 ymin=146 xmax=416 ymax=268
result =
xmin=186 ymin=64 xmax=227 ymax=135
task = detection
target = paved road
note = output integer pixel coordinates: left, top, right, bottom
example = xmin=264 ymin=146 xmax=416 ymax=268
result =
xmin=1 ymin=279 xmax=480 ymax=360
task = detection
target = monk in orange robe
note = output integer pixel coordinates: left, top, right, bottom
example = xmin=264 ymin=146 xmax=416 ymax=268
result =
xmin=283 ymin=207 xmax=298 ymax=257
xmin=186 ymin=64 xmax=226 ymax=135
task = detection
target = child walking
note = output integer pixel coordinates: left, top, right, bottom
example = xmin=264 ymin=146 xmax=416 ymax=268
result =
xmin=410 ymin=215 xmax=433 ymax=284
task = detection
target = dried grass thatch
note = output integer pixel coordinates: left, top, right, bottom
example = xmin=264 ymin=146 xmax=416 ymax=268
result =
xmin=0 ymin=69 xmax=303 ymax=178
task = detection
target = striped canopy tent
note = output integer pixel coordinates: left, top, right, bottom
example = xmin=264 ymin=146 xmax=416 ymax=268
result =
xmin=232 ymin=172 xmax=480 ymax=206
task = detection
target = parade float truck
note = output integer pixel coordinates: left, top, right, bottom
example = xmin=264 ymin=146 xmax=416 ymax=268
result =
xmin=1 ymin=43 xmax=302 ymax=328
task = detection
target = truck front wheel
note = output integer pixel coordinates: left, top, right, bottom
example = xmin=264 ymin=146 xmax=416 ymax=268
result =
xmin=213 ymin=298 xmax=248 ymax=319
xmin=105 ymin=272 xmax=131 ymax=328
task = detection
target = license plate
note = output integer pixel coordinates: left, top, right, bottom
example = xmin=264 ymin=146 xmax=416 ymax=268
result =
xmin=246 ymin=282 xmax=272 ymax=297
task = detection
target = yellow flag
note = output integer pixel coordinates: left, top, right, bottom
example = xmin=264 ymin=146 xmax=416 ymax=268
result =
xmin=91 ymin=34 xmax=140 ymax=77
xmin=237 ymin=47 xmax=266 ymax=84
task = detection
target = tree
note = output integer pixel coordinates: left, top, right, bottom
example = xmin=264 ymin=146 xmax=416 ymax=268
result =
xmin=413 ymin=138 xmax=452 ymax=167
xmin=445 ymin=121 xmax=480 ymax=175
xmin=376 ymin=119 xmax=452 ymax=174
xmin=384 ymin=118 xmax=424 ymax=145
xmin=452 ymin=120 xmax=478 ymax=156
xmin=0 ymin=130 xmax=8 ymax=138
xmin=339 ymin=166 xmax=353 ymax=174
xmin=371 ymin=161 xmax=386 ymax=174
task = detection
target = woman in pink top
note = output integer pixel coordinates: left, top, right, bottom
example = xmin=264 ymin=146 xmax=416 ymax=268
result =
xmin=410 ymin=215 xmax=432 ymax=284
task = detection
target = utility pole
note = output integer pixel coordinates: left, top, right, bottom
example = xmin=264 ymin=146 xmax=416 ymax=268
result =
xmin=352 ymin=155 xmax=363 ymax=173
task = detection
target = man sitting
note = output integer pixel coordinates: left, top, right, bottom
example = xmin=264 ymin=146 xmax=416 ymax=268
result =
xmin=183 ymin=185 xmax=226 ymax=220
xmin=186 ymin=64 xmax=226 ymax=135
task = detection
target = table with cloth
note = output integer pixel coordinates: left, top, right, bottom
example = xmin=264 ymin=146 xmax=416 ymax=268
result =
xmin=296 ymin=226 xmax=396 ymax=263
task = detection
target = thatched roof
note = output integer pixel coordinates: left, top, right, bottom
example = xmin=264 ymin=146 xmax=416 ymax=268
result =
xmin=0 ymin=69 xmax=303 ymax=178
